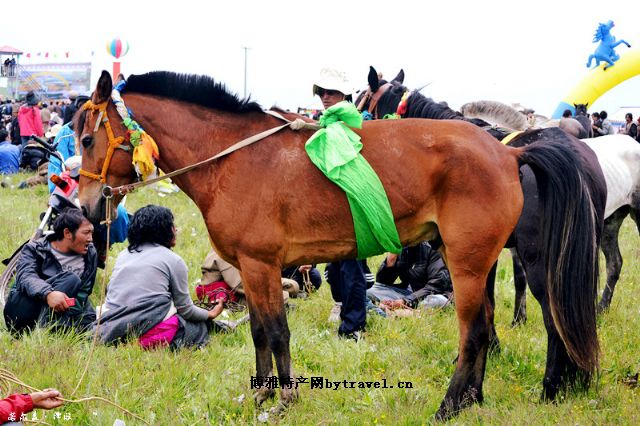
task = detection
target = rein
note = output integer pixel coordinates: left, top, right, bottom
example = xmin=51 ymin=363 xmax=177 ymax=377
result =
xmin=85 ymin=99 xmax=320 ymax=197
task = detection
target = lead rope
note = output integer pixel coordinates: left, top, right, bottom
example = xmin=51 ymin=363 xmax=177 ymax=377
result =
xmin=60 ymin=197 xmax=148 ymax=424
xmin=103 ymin=111 xmax=320 ymax=197
xmin=71 ymin=196 xmax=112 ymax=398
xmin=302 ymin=270 xmax=313 ymax=294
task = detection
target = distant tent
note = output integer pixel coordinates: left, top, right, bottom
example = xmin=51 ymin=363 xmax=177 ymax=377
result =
xmin=0 ymin=46 xmax=23 ymax=55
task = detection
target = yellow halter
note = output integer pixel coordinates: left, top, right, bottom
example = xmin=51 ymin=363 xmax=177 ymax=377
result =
xmin=78 ymin=100 xmax=131 ymax=183
xmin=500 ymin=130 xmax=524 ymax=145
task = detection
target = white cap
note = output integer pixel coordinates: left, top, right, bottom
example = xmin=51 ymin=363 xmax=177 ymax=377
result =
xmin=312 ymin=68 xmax=353 ymax=97
xmin=64 ymin=155 xmax=82 ymax=170
xmin=45 ymin=124 xmax=63 ymax=139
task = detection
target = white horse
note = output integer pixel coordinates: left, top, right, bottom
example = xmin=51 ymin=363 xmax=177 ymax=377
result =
xmin=581 ymin=134 xmax=640 ymax=311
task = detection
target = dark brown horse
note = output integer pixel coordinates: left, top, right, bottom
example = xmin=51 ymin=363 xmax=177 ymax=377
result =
xmin=77 ymin=70 xmax=600 ymax=419
xmin=356 ymin=66 xmax=608 ymax=401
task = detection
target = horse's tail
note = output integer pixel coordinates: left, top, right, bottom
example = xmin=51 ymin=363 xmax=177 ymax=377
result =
xmin=516 ymin=141 xmax=600 ymax=375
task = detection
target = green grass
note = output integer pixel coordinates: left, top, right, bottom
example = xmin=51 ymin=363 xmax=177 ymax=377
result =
xmin=1 ymin=171 xmax=639 ymax=425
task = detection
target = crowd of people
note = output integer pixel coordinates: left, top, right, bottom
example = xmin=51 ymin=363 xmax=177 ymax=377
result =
xmin=558 ymin=107 xmax=640 ymax=142
xmin=0 ymin=90 xmax=89 ymax=188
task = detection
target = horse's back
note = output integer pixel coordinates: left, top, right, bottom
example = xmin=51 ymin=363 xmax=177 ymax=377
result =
xmin=356 ymin=119 xmax=523 ymax=245
xmin=582 ymin=134 xmax=640 ymax=216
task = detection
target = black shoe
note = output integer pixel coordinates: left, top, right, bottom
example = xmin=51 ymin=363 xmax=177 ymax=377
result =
xmin=338 ymin=330 xmax=364 ymax=342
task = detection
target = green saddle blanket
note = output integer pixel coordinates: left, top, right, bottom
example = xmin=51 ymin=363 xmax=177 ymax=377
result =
xmin=305 ymin=101 xmax=401 ymax=258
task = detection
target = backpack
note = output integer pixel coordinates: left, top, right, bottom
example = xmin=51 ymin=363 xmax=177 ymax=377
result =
xmin=20 ymin=144 xmax=48 ymax=170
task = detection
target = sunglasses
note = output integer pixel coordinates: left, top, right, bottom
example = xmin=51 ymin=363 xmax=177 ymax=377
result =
xmin=316 ymin=89 xmax=341 ymax=97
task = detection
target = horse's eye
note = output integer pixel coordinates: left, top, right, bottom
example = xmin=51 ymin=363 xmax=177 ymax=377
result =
xmin=82 ymin=136 xmax=93 ymax=149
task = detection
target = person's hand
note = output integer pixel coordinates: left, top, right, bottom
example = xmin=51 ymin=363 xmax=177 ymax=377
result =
xmin=30 ymin=389 xmax=64 ymax=410
xmin=46 ymin=291 xmax=70 ymax=313
xmin=208 ymin=299 xmax=225 ymax=319
xmin=381 ymin=299 xmax=407 ymax=310
xmin=385 ymin=253 xmax=398 ymax=267
xmin=298 ymin=265 xmax=312 ymax=273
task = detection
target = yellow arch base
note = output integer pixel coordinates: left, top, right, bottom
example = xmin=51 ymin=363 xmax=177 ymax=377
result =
xmin=552 ymin=48 xmax=640 ymax=118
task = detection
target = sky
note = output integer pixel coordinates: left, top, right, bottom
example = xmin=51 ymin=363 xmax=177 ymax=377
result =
xmin=3 ymin=0 xmax=640 ymax=117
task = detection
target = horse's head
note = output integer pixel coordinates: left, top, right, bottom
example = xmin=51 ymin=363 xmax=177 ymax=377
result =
xmin=77 ymin=70 xmax=136 ymax=223
xmin=355 ymin=66 xmax=406 ymax=119
xmin=594 ymin=21 xmax=614 ymax=42
xmin=574 ymin=103 xmax=589 ymax=116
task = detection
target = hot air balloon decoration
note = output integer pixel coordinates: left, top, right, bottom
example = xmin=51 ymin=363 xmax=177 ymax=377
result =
xmin=106 ymin=38 xmax=129 ymax=82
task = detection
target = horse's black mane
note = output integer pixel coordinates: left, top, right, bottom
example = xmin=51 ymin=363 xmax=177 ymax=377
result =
xmin=373 ymin=84 xmax=506 ymax=139
xmin=122 ymin=71 xmax=263 ymax=113
xmin=373 ymin=83 xmax=464 ymax=121
xmin=404 ymin=91 xmax=464 ymax=120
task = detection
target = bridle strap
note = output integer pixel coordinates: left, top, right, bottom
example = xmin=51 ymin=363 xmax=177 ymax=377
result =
xmin=79 ymin=100 xmax=130 ymax=183
xmin=368 ymin=83 xmax=392 ymax=119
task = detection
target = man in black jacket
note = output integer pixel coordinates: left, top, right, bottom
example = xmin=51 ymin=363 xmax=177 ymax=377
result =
xmin=367 ymin=241 xmax=452 ymax=310
xmin=3 ymin=208 xmax=98 ymax=335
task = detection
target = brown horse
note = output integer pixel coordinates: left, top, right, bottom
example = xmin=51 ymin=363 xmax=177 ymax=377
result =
xmin=77 ymin=71 xmax=599 ymax=420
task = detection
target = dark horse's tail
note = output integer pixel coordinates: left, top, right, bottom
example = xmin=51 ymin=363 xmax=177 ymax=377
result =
xmin=517 ymin=141 xmax=600 ymax=376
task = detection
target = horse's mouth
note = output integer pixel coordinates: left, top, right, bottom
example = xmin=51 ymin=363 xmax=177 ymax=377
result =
xmin=81 ymin=196 xmax=107 ymax=225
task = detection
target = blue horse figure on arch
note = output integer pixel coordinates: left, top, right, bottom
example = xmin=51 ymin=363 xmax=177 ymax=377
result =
xmin=586 ymin=20 xmax=630 ymax=70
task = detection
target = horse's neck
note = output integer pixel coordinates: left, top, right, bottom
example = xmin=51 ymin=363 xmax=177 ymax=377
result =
xmin=125 ymin=95 xmax=268 ymax=206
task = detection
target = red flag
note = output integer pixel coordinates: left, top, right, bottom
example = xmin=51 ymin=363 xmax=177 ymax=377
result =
xmin=26 ymin=53 xmax=31 ymax=58
xmin=45 ymin=52 xmax=49 ymax=58
xmin=65 ymin=52 xmax=69 ymax=58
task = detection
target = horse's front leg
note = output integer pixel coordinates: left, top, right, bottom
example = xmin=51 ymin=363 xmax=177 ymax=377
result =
xmin=613 ymin=39 xmax=631 ymax=48
xmin=239 ymin=256 xmax=298 ymax=408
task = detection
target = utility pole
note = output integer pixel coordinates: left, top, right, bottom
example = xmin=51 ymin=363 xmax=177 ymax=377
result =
xmin=242 ymin=46 xmax=250 ymax=98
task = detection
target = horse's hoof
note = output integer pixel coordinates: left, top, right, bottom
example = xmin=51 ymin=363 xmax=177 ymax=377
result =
xmin=281 ymin=386 xmax=299 ymax=405
xmin=596 ymin=302 xmax=609 ymax=315
xmin=253 ymin=387 xmax=276 ymax=405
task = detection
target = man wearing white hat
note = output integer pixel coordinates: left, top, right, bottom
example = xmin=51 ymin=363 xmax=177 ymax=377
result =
xmin=312 ymin=68 xmax=354 ymax=110
xmin=312 ymin=67 xmax=371 ymax=341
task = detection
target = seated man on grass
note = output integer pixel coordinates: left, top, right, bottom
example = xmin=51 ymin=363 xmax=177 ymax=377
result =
xmin=367 ymin=241 xmax=452 ymax=311
xmin=3 ymin=208 xmax=97 ymax=336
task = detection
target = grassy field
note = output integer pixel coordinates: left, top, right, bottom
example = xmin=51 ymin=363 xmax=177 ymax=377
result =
xmin=1 ymin=171 xmax=639 ymax=425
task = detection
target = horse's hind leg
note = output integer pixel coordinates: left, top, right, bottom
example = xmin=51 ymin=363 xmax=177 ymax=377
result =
xmin=436 ymin=248 xmax=500 ymax=420
xmin=239 ymin=256 xmax=297 ymax=407
xmin=598 ymin=206 xmax=629 ymax=312
xmin=510 ymin=248 xmax=528 ymax=326
xmin=522 ymin=247 xmax=589 ymax=399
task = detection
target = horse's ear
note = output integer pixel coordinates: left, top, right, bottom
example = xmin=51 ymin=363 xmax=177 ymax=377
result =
xmin=585 ymin=102 xmax=589 ymax=107
xmin=392 ymin=69 xmax=405 ymax=84
xmin=94 ymin=70 xmax=113 ymax=103
xmin=573 ymin=103 xmax=578 ymax=108
xmin=368 ymin=66 xmax=379 ymax=93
